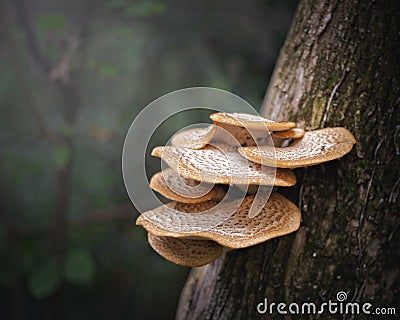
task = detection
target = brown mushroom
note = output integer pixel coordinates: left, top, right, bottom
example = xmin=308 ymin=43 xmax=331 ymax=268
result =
xmin=136 ymin=115 xmax=357 ymax=265
xmin=201 ymin=142 xmax=237 ymax=153
xmin=148 ymin=233 xmax=223 ymax=267
xmin=151 ymin=146 xmax=296 ymax=186
xmin=273 ymin=128 xmax=305 ymax=139
xmin=150 ymin=168 xmax=225 ymax=203
xmin=171 ymin=126 xmax=216 ymax=149
xmin=212 ymin=122 xmax=271 ymax=147
xmin=210 ymin=112 xmax=296 ymax=131
xmin=238 ymin=127 xmax=356 ymax=168
xmin=136 ymin=192 xmax=301 ymax=249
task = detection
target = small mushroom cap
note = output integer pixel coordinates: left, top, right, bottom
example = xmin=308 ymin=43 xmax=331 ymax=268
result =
xmin=171 ymin=126 xmax=216 ymax=149
xmin=151 ymin=146 xmax=296 ymax=186
xmin=210 ymin=112 xmax=296 ymax=131
xmin=147 ymin=232 xmax=223 ymax=267
xmin=202 ymin=142 xmax=237 ymax=153
xmin=150 ymin=168 xmax=225 ymax=203
xmin=212 ymin=122 xmax=271 ymax=147
xmin=137 ymin=192 xmax=301 ymax=249
xmin=273 ymin=128 xmax=305 ymax=139
xmin=238 ymin=127 xmax=356 ymax=168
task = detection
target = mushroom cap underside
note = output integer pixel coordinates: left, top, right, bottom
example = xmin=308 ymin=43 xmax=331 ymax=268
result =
xmin=148 ymin=232 xmax=223 ymax=267
xmin=150 ymin=168 xmax=225 ymax=203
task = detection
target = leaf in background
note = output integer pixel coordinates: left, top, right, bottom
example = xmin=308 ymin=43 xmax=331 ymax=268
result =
xmin=63 ymin=250 xmax=95 ymax=284
xmin=28 ymin=259 xmax=61 ymax=299
xmin=53 ymin=145 xmax=71 ymax=169
xmin=35 ymin=13 xmax=66 ymax=32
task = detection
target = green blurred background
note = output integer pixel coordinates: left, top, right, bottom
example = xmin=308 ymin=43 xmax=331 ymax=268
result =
xmin=0 ymin=0 xmax=297 ymax=319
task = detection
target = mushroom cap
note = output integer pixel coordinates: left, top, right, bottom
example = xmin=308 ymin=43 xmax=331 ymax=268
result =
xmin=273 ymin=128 xmax=305 ymax=139
xmin=137 ymin=192 xmax=301 ymax=249
xmin=171 ymin=126 xmax=215 ymax=149
xmin=238 ymin=127 xmax=356 ymax=168
xmin=151 ymin=146 xmax=296 ymax=186
xmin=150 ymin=168 xmax=225 ymax=203
xmin=147 ymin=232 xmax=223 ymax=267
xmin=210 ymin=112 xmax=296 ymax=131
xmin=202 ymin=142 xmax=237 ymax=153
xmin=212 ymin=122 xmax=271 ymax=147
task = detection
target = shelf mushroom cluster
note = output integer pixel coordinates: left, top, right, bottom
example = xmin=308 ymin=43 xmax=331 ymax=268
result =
xmin=136 ymin=112 xmax=356 ymax=267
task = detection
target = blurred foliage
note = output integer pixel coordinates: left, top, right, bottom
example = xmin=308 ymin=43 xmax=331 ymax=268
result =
xmin=0 ymin=0 xmax=297 ymax=319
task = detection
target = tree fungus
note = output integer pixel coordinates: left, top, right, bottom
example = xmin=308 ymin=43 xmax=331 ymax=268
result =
xmin=136 ymin=112 xmax=355 ymax=267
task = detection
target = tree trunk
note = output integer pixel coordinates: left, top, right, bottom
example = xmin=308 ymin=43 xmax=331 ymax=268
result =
xmin=176 ymin=0 xmax=400 ymax=319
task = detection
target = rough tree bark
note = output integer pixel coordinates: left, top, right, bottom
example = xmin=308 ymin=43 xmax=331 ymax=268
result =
xmin=176 ymin=0 xmax=400 ymax=319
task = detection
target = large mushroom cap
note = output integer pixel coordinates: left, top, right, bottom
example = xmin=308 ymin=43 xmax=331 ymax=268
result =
xmin=151 ymin=146 xmax=296 ymax=186
xmin=210 ymin=112 xmax=296 ymax=131
xmin=150 ymin=168 xmax=225 ymax=203
xmin=136 ymin=192 xmax=301 ymax=248
xmin=171 ymin=126 xmax=215 ymax=149
xmin=238 ymin=127 xmax=356 ymax=168
xmin=148 ymin=233 xmax=223 ymax=267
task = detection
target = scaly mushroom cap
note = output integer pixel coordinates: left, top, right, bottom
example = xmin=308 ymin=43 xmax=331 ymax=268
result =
xmin=273 ymin=128 xmax=305 ymax=139
xmin=150 ymin=168 xmax=225 ymax=203
xmin=210 ymin=112 xmax=296 ymax=131
xmin=171 ymin=126 xmax=215 ymax=149
xmin=238 ymin=127 xmax=356 ymax=168
xmin=151 ymin=146 xmax=296 ymax=186
xmin=137 ymin=192 xmax=301 ymax=248
xmin=147 ymin=233 xmax=223 ymax=267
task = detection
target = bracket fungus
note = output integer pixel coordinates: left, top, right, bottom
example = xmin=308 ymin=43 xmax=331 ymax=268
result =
xmin=149 ymin=168 xmax=225 ymax=203
xmin=136 ymin=112 xmax=356 ymax=267
xmin=272 ymin=127 xmax=305 ymax=139
xmin=238 ymin=127 xmax=356 ymax=168
xmin=210 ymin=112 xmax=296 ymax=131
xmin=212 ymin=122 xmax=271 ymax=147
xmin=151 ymin=146 xmax=296 ymax=186
xmin=147 ymin=233 xmax=223 ymax=267
xmin=137 ymin=193 xmax=301 ymax=249
xmin=171 ymin=126 xmax=215 ymax=149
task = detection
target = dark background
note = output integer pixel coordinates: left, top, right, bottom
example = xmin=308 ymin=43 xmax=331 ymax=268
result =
xmin=0 ymin=0 xmax=297 ymax=319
